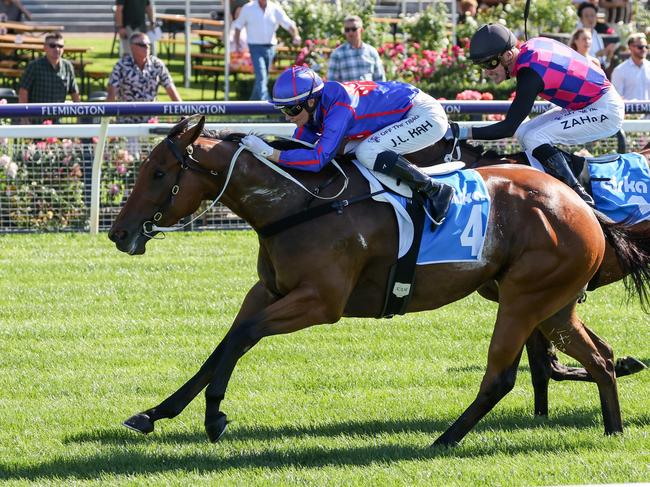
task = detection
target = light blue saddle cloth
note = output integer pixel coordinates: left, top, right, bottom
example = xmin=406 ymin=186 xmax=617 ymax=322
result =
xmin=395 ymin=169 xmax=491 ymax=264
xmin=589 ymin=153 xmax=650 ymax=224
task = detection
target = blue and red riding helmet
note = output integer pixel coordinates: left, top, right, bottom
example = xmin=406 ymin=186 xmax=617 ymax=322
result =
xmin=271 ymin=65 xmax=324 ymax=107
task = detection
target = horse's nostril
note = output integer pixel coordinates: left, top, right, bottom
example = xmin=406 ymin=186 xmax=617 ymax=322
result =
xmin=109 ymin=229 xmax=127 ymax=243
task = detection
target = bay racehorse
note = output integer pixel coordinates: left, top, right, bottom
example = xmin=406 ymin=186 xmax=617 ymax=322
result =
xmin=108 ymin=115 xmax=648 ymax=446
xmin=414 ymin=138 xmax=650 ymax=416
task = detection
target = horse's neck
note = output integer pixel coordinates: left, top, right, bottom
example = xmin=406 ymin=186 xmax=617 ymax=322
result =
xmin=199 ymin=142 xmax=326 ymax=229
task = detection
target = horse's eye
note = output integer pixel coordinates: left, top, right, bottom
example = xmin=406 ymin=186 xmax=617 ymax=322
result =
xmin=153 ymin=170 xmax=165 ymax=179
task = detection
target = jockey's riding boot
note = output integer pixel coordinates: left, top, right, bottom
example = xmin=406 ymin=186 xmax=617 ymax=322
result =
xmin=533 ymin=144 xmax=595 ymax=207
xmin=374 ymin=150 xmax=455 ymax=225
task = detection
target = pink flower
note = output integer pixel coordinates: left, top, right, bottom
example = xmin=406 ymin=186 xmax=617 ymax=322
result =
xmin=147 ymin=117 xmax=159 ymax=124
xmin=110 ymin=184 xmax=121 ymax=196
xmin=46 ymin=137 xmax=58 ymax=144
xmin=481 ymin=92 xmax=494 ymax=100
xmin=36 ymin=141 xmax=47 ymax=150
xmin=456 ymin=90 xmax=482 ymax=100
xmin=117 ymin=164 xmax=127 ymax=175
xmin=42 ymin=120 xmax=53 ymax=125
xmin=0 ymin=98 xmax=7 ymax=104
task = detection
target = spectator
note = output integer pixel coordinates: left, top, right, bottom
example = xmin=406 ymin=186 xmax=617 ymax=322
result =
xmin=577 ymin=2 xmax=616 ymax=68
xmin=599 ymin=0 xmax=632 ymax=24
xmin=107 ymin=32 xmax=181 ymax=123
xmin=0 ymin=0 xmax=31 ymax=21
xmin=232 ymin=0 xmax=301 ymax=101
xmin=115 ymin=0 xmax=156 ymax=57
xmin=18 ymin=32 xmax=80 ymax=105
xmin=570 ymin=28 xmax=601 ymax=67
xmin=327 ymin=15 xmax=385 ymax=83
xmin=611 ymin=33 xmax=650 ymax=101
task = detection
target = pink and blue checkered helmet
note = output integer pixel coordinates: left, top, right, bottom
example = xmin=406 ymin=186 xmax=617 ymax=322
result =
xmin=271 ymin=65 xmax=324 ymax=107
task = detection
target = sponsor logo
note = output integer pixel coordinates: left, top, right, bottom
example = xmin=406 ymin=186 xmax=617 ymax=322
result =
xmin=453 ymin=189 xmax=489 ymax=204
xmin=603 ymin=176 xmax=648 ymax=194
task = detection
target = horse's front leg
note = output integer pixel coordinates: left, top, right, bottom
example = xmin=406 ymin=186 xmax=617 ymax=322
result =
xmin=123 ymin=280 xmax=277 ymax=435
xmin=203 ymin=283 xmax=343 ymax=441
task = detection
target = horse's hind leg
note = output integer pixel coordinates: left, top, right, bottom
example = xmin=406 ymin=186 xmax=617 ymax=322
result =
xmin=538 ymin=307 xmax=623 ymax=435
xmin=526 ymin=325 xmax=599 ymax=417
xmin=433 ymin=304 xmax=537 ymax=447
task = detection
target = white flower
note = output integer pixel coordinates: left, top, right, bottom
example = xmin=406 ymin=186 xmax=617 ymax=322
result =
xmin=5 ymin=161 xmax=18 ymax=178
xmin=504 ymin=3 xmax=512 ymax=12
xmin=0 ymin=154 xmax=10 ymax=168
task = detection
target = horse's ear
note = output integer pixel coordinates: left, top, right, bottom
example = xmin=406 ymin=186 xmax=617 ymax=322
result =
xmin=176 ymin=115 xmax=206 ymax=149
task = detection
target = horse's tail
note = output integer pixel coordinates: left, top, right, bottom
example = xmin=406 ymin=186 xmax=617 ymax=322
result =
xmin=596 ymin=212 xmax=650 ymax=310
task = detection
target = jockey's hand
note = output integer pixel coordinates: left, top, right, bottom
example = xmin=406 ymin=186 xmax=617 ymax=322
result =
xmin=242 ymin=135 xmax=274 ymax=158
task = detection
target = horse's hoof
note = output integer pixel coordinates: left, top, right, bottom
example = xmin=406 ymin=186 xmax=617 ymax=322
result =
xmin=616 ymin=356 xmax=647 ymax=376
xmin=123 ymin=413 xmax=155 ymax=434
xmin=205 ymin=412 xmax=228 ymax=443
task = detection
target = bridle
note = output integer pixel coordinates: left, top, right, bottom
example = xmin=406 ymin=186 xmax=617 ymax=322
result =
xmin=141 ymin=137 xmax=244 ymax=237
xmin=141 ymin=134 xmax=349 ymax=238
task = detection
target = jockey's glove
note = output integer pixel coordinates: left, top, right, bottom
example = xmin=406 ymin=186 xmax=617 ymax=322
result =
xmin=242 ymin=135 xmax=274 ymax=158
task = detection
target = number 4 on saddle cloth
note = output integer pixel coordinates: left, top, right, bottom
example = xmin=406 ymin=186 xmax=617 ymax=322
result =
xmin=586 ymin=153 xmax=650 ymax=224
xmin=354 ymin=160 xmax=491 ymax=264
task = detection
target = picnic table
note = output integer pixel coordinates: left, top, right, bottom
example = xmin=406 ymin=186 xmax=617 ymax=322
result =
xmin=0 ymin=21 xmax=64 ymax=34
xmin=157 ymin=13 xmax=224 ymax=29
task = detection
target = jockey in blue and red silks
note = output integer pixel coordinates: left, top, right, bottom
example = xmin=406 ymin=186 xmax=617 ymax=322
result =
xmin=453 ymin=23 xmax=625 ymax=206
xmin=240 ymin=65 xmax=455 ymax=224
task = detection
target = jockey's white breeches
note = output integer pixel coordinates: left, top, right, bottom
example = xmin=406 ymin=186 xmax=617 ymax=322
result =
xmin=347 ymin=91 xmax=448 ymax=170
xmin=515 ymin=88 xmax=625 ymax=152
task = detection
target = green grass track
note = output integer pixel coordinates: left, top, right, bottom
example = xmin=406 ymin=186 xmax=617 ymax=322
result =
xmin=0 ymin=232 xmax=648 ymax=485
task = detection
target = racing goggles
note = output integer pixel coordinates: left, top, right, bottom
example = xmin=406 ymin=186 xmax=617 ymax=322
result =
xmin=477 ymin=56 xmax=502 ymax=70
xmin=278 ymin=103 xmax=305 ymax=117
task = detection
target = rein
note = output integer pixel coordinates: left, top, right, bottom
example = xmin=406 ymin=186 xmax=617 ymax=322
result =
xmin=142 ymin=134 xmax=355 ymax=238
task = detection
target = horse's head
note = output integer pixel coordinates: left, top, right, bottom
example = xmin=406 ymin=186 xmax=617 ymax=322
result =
xmin=109 ymin=115 xmax=213 ymax=255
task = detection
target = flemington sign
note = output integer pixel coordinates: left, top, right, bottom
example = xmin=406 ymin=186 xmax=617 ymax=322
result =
xmin=0 ymin=100 xmax=647 ymax=118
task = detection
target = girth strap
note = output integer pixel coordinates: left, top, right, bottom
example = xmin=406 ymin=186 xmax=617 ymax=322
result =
xmin=257 ymin=189 xmax=387 ymax=239
xmin=380 ymin=196 xmax=426 ymax=318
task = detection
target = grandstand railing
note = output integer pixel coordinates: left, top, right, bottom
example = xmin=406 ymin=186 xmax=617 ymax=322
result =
xmin=0 ymin=100 xmax=649 ymax=234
